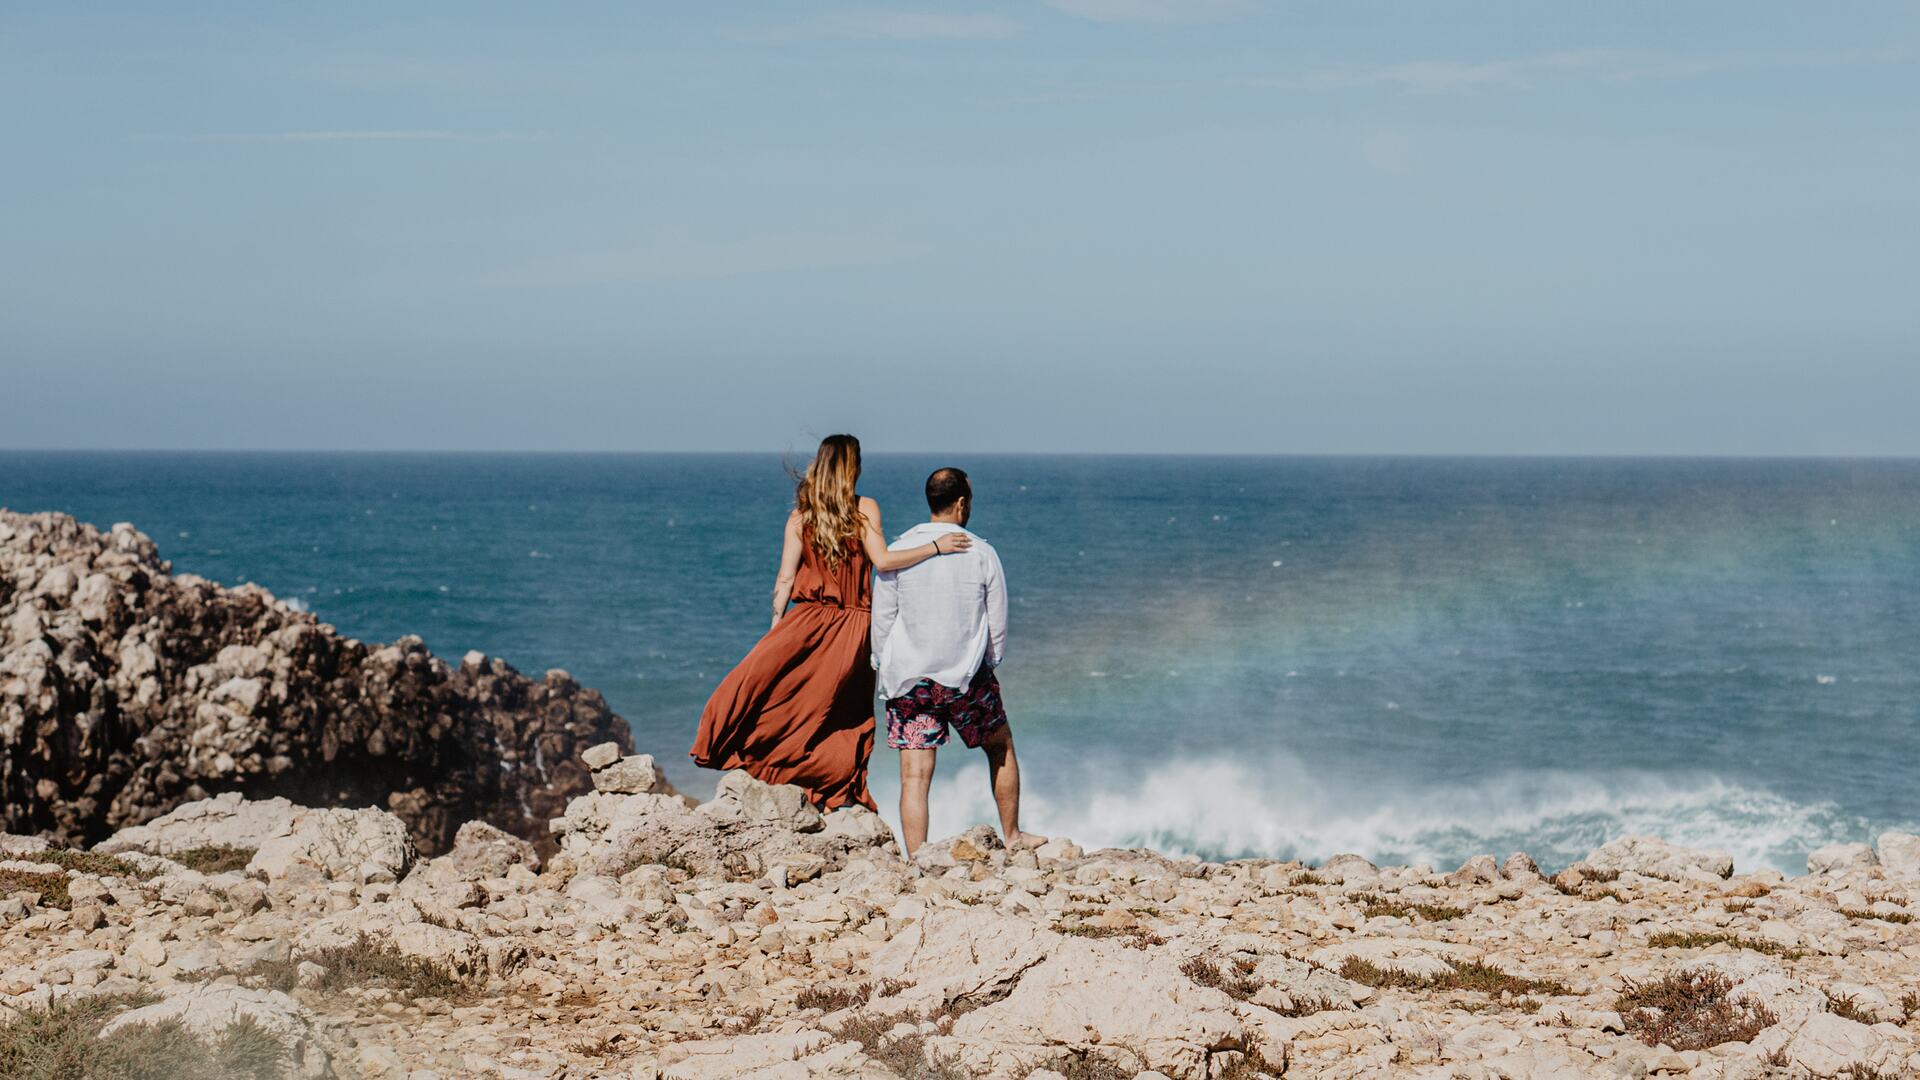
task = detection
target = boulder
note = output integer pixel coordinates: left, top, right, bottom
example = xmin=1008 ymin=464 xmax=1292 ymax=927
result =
xmin=659 ymin=1030 xmax=884 ymax=1079
xmin=550 ymin=772 xmax=883 ymax=883
xmin=1583 ymin=835 xmax=1733 ymax=881
xmin=1876 ymin=832 xmax=1920 ymax=878
xmin=821 ymin=806 xmax=893 ymax=847
xmin=1447 ymin=855 xmax=1499 ymax=885
xmin=1318 ymin=853 xmax=1379 ymax=884
xmin=939 ymin=938 xmax=1251 ymax=1078
xmin=100 ymin=793 xmax=415 ymax=882
xmin=699 ymin=770 xmax=823 ymax=832
xmin=867 ymin=907 xmax=1280 ymax=1078
xmin=1500 ymin=852 xmax=1541 ymax=880
xmin=590 ymin=752 xmax=682 ymax=797
xmin=99 ymin=984 xmax=336 ymax=1078
xmin=1751 ymin=1010 xmax=1913 ymax=1077
xmin=869 ymin=908 xmax=1059 ymax=1013
xmin=408 ymin=819 xmax=541 ymax=883
xmin=581 ymin=741 xmax=623 ymax=771
xmin=1807 ymin=842 xmax=1878 ymax=875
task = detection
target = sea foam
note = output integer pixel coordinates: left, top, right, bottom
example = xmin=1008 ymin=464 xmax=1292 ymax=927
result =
xmin=866 ymin=754 xmax=1894 ymax=875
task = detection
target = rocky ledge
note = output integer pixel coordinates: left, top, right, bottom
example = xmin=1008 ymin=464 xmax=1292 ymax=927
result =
xmin=0 ymin=511 xmax=630 ymax=853
xmin=3 ymin=746 xmax=1920 ymax=1080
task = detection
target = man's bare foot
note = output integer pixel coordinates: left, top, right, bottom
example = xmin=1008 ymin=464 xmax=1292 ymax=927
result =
xmin=1006 ymin=830 xmax=1047 ymax=851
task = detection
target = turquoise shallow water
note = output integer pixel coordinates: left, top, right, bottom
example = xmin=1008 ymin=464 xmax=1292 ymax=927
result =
xmin=4 ymin=452 xmax=1918 ymax=872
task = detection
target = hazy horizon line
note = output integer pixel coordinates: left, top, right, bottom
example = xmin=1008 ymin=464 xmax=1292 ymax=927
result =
xmin=4 ymin=447 xmax=1919 ymax=462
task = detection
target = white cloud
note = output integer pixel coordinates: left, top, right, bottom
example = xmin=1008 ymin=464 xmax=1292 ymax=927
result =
xmin=770 ymin=10 xmax=1025 ymax=41
xmin=1043 ymin=0 xmax=1249 ymax=24
xmin=188 ymin=130 xmax=522 ymax=144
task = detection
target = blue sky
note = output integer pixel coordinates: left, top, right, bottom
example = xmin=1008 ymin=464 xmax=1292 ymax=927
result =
xmin=3 ymin=2 xmax=1916 ymax=453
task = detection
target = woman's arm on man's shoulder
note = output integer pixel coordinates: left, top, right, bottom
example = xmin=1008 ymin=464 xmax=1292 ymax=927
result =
xmin=858 ymin=496 xmax=969 ymax=572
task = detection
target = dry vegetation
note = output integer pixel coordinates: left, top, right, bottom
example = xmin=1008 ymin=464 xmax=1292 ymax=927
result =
xmin=830 ymin=1009 xmax=968 ymax=1080
xmin=1053 ymin=922 xmax=1166 ymax=949
xmin=1351 ymin=892 xmax=1468 ymax=922
xmin=1179 ymin=955 xmax=1263 ymax=1001
xmin=1338 ymin=957 xmax=1570 ymax=998
xmin=0 ymin=991 xmax=286 ymax=1080
xmin=1644 ymin=930 xmax=1806 ymax=960
xmin=0 ymin=867 xmax=71 ymax=909
xmin=1617 ymin=969 xmax=1776 ymax=1051
xmin=165 ymin=845 xmax=256 ymax=874
xmin=8 ymin=849 xmax=154 ymax=880
xmin=1841 ymin=908 xmax=1916 ymax=926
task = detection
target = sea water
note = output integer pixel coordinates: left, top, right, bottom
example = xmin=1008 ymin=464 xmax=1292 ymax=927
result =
xmin=4 ymin=452 xmax=1917 ymax=873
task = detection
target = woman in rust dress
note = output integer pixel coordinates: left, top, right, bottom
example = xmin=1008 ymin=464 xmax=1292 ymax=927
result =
xmin=690 ymin=435 xmax=968 ymax=811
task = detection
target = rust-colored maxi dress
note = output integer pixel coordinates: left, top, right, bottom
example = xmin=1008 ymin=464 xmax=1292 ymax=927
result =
xmin=690 ymin=532 xmax=878 ymax=811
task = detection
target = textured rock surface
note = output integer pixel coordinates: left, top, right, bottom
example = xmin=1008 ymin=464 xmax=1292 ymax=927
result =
xmin=0 ymin=510 xmax=630 ymax=852
xmin=5 ymin=760 xmax=1920 ymax=1079
xmin=1583 ymin=834 xmax=1735 ymax=881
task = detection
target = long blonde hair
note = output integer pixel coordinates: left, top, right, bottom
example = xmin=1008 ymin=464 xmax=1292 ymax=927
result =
xmin=794 ymin=434 xmax=866 ymax=568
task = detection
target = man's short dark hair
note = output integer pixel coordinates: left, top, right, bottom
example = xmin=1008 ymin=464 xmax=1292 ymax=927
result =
xmin=925 ymin=467 xmax=971 ymax=514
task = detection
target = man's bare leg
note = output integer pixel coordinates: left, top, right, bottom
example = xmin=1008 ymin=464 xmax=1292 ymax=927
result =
xmin=980 ymin=724 xmax=1044 ymax=849
xmin=898 ymin=748 xmax=937 ymax=858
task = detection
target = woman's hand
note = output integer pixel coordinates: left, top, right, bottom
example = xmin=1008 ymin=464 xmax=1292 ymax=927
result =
xmin=932 ymin=531 xmax=973 ymax=555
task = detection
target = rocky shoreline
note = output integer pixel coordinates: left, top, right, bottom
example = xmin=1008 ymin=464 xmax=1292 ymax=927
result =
xmin=7 ymin=510 xmax=1920 ymax=1079
xmin=2 ymin=745 xmax=1920 ymax=1079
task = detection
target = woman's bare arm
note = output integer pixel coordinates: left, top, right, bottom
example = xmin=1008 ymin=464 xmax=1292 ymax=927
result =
xmin=858 ymin=497 xmax=970 ymax=572
xmin=771 ymin=511 xmax=804 ymax=629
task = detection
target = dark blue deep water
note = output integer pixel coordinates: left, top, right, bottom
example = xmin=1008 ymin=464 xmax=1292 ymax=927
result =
xmin=5 ymin=452 xmax=1918 ymax=872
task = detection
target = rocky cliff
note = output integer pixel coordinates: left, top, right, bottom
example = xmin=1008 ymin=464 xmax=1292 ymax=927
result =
xmin=0 ymin=510 xmax=631 ymax=854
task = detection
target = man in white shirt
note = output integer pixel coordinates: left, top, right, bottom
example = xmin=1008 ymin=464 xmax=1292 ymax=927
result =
xmin=871 ymin=468 xmax=1039 ymax=858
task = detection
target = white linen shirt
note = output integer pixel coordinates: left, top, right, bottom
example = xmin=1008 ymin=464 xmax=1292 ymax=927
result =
xmin=870 ymin=522 xmax=1007 ymax=701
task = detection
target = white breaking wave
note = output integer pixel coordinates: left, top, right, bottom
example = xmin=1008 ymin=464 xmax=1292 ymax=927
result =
xmin=866 ymin=754 xmax=1894 ymax=875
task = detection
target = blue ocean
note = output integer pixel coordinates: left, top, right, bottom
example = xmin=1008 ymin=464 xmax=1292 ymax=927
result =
xmin=4 ymin=452 xmax=1916 ymax=874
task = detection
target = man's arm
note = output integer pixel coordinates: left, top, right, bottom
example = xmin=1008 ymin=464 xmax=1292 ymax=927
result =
xmin=870 ymin=564 xmax=900 ymax=669
xmin=982 ymin=546 xmax=1008 ymax=668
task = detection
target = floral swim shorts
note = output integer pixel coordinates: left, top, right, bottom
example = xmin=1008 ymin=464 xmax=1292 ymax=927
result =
xmin=885 ymin=667 xmax=1008 ymax=751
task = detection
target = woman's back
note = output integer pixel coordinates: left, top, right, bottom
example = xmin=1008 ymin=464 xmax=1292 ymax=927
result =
xmin=792 ymin=528 xmax=873 ymax=610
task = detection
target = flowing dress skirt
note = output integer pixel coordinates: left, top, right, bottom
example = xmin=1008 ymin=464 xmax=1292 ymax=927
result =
xmin=690 ymin=599 xmax=878 ymax=812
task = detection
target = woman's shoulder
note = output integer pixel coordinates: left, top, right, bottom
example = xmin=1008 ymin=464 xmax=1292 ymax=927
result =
xmin=857 ymin=495 xmax=880 ymax=512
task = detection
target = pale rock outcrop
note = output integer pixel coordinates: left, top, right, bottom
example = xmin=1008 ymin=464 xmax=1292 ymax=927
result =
xmin=869 ymin=908 xmax=1058 ymax=1013
xmin=1877 ymin=831 xmax=1920 ymax=878
xmin=550 ymin=770 xmax=889 ymax=884
xmin=1686 ymin=952 xmax=1827 ymax=1024
xmin=1583 ymin=835 xmax=1734 ymax=881
xmin=1751 ymin=1009 xmax=1914 ymax=1076
xmin=934 ymin=937 xmax=1253 ymax=1078
xmin=659 ymin=1030 xmax=889 ymax=1079
xmin=407 ymin=818 xmax=540 ymax=884
xmin=1317 ymin=853 xmax=1379 ymax=884
xmin=1447 ymin=854 xmax=1498 ymax=885
xmin=293 ymin=897 xmax=519 ymax=978
xmin=99 ymin=984 xmax=336 ymax=1078
xmin=98 ymin=792 xmax=415 ymax=882
xmin=1499 ymin=852 xmax=1541 ymax=879
xmin=1807 ymin=841 xmax=1878 ymax=875
xmin=700 ymin=769 xmax=824 ymax=832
